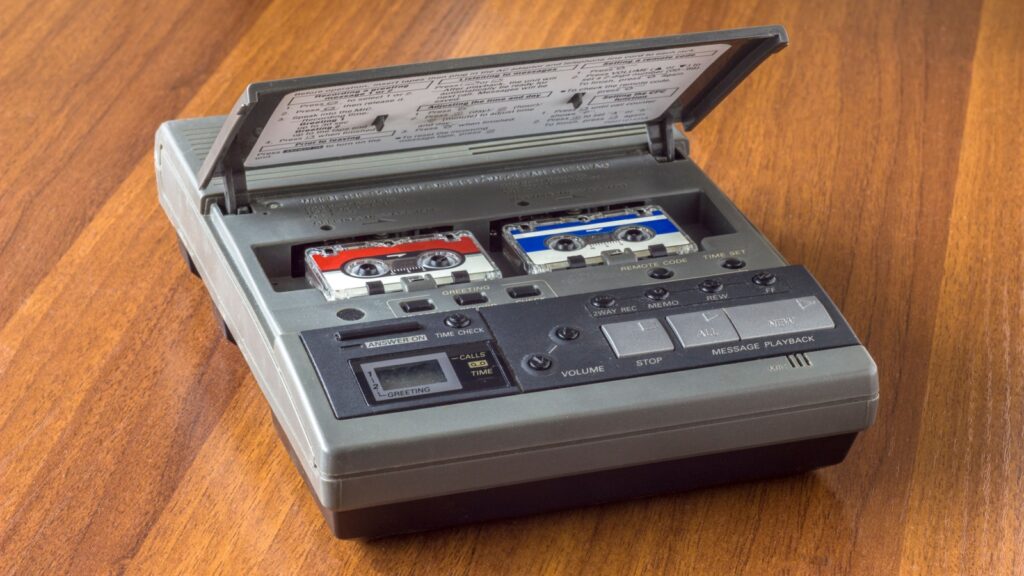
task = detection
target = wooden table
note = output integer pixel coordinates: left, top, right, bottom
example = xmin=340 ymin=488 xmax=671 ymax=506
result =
xmin=1 ymin=0 xmax=1021 ymax=573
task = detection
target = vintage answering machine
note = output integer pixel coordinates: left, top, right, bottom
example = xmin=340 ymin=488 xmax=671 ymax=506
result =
xmin=156 ymin=25 xmax=878 ymax=538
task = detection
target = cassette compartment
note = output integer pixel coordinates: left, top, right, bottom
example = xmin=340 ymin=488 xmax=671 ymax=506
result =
xmin=252 ymin=189 xmax=736 ymax=294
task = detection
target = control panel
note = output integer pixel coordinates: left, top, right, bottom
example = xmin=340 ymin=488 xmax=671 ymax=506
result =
xmin=301 ymin=266 xmax=860 ymax=418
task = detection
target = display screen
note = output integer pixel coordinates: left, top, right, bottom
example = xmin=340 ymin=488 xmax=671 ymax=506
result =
xmin=373 ymin=359 xmax=449 ymax=391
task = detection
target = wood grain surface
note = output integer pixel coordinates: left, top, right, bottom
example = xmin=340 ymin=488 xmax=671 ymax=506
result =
xmin=1 ymin=0 xmax=1021 ymax=574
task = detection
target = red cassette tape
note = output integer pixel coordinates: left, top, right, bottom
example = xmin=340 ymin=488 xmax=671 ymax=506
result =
xmin=305 ymin=231 xmax=502 ymax=300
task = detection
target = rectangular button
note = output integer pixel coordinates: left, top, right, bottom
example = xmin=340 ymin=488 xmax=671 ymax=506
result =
xmin=601 ymin=318 xmax=675 ymax=358
xmin=454 ymin=292 xmax=488 ymax=306
xmin=666 ymin=309 xmax=739 ymax=348
xmin=399 ymin=299 xmax=435 ymax=313
xmin=724 ymin=296 xmax=835 ymax=339
xmin=507 ymin=285 xmax=541 ymax=299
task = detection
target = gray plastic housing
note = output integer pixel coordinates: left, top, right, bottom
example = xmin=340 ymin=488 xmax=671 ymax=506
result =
xmin=155 ymin=27 xmax=877 ymax=535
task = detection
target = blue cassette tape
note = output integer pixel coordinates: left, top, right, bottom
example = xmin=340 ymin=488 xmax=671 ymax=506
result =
xmin=501 ymin=205 xmax=697 ymax=274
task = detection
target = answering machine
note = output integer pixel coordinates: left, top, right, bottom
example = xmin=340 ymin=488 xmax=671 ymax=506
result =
xmin=156 ymin=25 xmax=878 ymax=538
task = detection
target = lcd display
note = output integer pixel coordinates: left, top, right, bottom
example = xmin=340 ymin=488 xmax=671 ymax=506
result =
xmin=359 ymin=351 xmax=464 ymax=401
xmin=374 ymin=359 xmax=449 ymax=391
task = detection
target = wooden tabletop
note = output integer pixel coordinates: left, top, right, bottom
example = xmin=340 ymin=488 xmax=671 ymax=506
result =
xmin=1 ymin=0 xmax=1021 ymax=573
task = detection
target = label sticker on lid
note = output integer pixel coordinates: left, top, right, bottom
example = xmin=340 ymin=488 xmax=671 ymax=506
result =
xmin=245 ymin=44 xmax=730 ymax=168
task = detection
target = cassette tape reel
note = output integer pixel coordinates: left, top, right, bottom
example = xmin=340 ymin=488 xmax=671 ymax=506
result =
xmin=305 ymin=231 xmax=502 ymax=300
xmin=502 ymin=205 xmax=697 ymax=274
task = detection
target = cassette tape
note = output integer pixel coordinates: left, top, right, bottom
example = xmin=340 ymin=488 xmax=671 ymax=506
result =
xmin=305 ymin=231 xmax=502 ymax=300
xmin=502 ymin=206 xmax=696 ymax=274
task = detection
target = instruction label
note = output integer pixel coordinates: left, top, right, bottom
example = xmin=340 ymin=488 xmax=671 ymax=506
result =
xmin=245 ymin=44 xmax=730 ymax=167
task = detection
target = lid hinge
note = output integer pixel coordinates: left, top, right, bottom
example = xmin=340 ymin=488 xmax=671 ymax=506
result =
xmin=222 ymin=168 xmax=248 ymax=214
xmin=647 ymin=116 xmax=686 ymax=162
xmin=220 ymin=138 xmax=252 ymax=214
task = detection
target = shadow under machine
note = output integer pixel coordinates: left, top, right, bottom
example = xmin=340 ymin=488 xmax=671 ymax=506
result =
xmin=155 ymin=25 xmax=878 ymax=538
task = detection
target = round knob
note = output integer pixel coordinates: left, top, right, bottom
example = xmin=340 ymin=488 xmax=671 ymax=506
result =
xmin=752 ymin=272 xmax=777 ymax=286
xmin=444 ymin=313 xmax=471 ymax=328
xmin=526 ymin=354 xmax=553 ymax=371
xmin=554 ymin=326 xmax=581 ymax=341
xmin=645 ymin=287 xmax=670 ymax=301
xmin=699 ymin=279 xmax=724 ymax=293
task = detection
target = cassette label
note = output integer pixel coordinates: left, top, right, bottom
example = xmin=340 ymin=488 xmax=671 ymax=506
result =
xmin=306 ymin=232 xmax=501 ymax=300
xmin=502 ymin=206 xmax=696 ymax=274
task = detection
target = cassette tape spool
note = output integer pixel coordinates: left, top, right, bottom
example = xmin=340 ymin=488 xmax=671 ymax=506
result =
xmin=305 ymin=231 xmax=502 ymax=300
xmin=502 ymin=205 xmax=697 ymax=274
